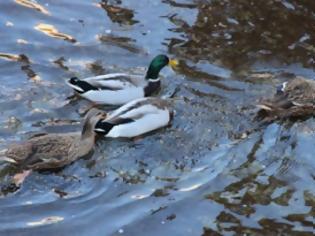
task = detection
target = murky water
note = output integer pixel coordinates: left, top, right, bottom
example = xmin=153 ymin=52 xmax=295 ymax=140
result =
xmin=0 ymin=0 xmax=314 ymax=235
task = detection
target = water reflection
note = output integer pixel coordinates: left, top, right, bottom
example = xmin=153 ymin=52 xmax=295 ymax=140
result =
xmin=98 ymin=34 xmax=145 ymax=54
xmin=15 ymin=0 xmax=50 ymax=15
xmin=167 ymin=0 xmax=315 ymax=69
xmin=0 ymin=0 xmax=314 ymax=235
xmin=0 ymin=53 xmax=29 ymax=62
xmin=100 ymin=0 xmax=139 ymax=25
xmin=34 ymin=23 xmax=76 ymax=43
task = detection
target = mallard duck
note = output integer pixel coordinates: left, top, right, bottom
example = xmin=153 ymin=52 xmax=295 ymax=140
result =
xmin=66 ymin=54 xmax=178 ymax=105
xmin=0 ymin=108 xmax=105 ymax=170
xmin=94 ymin=97 xmax=173 ymax=138
xmin=257 ymin=76 xmax=315 ymax=122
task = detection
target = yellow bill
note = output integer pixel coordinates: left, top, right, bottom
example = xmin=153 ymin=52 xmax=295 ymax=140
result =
xmin=168 ymin=59 xmax=179 ymax=69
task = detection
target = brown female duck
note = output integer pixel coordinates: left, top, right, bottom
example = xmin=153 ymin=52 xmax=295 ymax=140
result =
xmin=257 ymin=76 xmax=315 ymax=122
xmin=0 ymin=108 xmax=105 ymax=171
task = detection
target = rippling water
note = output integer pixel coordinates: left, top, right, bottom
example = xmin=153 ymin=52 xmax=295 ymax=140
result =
xmin=0 ymin=0 xmax=314 ymax=235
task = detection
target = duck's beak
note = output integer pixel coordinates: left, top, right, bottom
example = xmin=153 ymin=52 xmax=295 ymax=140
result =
xmin=168 ymin=59 xmax=179 ymax=69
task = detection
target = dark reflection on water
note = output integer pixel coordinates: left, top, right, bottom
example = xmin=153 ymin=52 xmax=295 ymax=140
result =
xmin=167 ymin=0 xmax=315 ymax=70
xmin=0 ymin=0 xmax=314 ymax=235
xmin=100 ymin=0 xmax=139 ymax=26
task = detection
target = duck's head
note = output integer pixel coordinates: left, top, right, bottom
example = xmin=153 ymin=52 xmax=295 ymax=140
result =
xmin=81 ymin=108 xmax=106 ymax=139
xmin=145 ymin=54 xmax=178 ymax=80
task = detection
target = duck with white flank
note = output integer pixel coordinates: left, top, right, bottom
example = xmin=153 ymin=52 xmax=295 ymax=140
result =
xmin=94 ymin=97 xmax=173 ymax=138
xmin=257 ymin=76 xmax=315 ymax=122
xmin=67 ymin=54 xmax=178 ymax=105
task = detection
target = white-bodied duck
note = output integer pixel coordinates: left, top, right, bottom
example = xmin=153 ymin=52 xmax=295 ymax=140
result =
xmin=94 ymin=97 xmax=173 ymax=138
xmin=66 ymin=54 xmax=178 ymax=105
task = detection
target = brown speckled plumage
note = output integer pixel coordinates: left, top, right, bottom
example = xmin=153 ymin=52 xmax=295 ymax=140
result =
xmin=257 ymin=77 xmax=315 ymax=122
xmin=1 ymin=108 xmax=105 ymax=170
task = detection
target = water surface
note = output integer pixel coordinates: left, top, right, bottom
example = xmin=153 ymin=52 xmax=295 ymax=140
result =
xmin=0 ymin=0 xmax=314 ymax=235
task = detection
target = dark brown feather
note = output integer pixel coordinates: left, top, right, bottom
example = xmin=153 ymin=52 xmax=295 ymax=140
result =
xmin=257 ymin=77 xmax=315 ymax=122
xmin=3 ymin=109 xmax=103 ymax=170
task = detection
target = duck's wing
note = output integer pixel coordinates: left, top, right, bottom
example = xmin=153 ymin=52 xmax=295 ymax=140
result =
xmin=67 ymin=74 xmax=144 ymax=94
xmin=106 ymin=97 xmax=167 ymax=119
xmin=3 ymin=142 xmax=34 ymax=164
xmin=258 ymin=92 xmax=293 ymax=111
xmin=278 ymin=77 xmax=315 ymax=106
xmin=257 ymin=80 xmax=315 ymax=121
xmin=83 ymin=73 xmax=136 ymax=82
xmin=11 ymin=135 xmax=75 ymax=170
xmin=286 ymin=89 xmax=315 ymax=107
xmin=88 ymin=74 xmax=145 ymax=90
xmin=94 ymin=109 xmax=146 ymax=135
xmin=94 ymin=98 xmax=169 ymax=135
xmin=258 ymin=78 xmax=309 ymax=111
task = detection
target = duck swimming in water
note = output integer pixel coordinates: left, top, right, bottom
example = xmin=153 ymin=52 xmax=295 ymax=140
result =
xmin=0 ymin=108 xmax=105 ymax=171
xmin=66 ymin=54 xmax=178 ymax=105
xmin=94 ymin=97 xmax=173 ymax=138
xmin=257 ymin=76 xmax=315 ymax=122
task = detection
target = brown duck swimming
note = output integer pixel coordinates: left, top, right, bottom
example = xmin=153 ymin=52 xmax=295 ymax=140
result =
xmin=257 ymin=76 xmax=315 ymax=122
xmin=0 ymin=108 xmax=105 ymax=171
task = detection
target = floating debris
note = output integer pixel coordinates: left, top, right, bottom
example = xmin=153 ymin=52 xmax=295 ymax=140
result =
xmin=97 ymin=34 xmax=145 ymax=54
xmin=53 ymin=57 xmax=69 ymax=70
xmin=131 ymin=194 xmax=150 ymax=200
xmin=15 ymin=0 xmax=50 ymax=15
xmin=5 ymin=21 xmax=14 ymax=27
xmin=31 ymin=108 xmax=48 ymax=114
xmin=178 ymin=183 xmax=202 ymax=192
xmin=86 ymin=61 xmax=106 ymax=75
xmin=17 ymin=39 xmax=28 ymax=44
xmin=99 ymin=2 xmax=139 ymax=25
xmin=166 ymin=214 xmax=176 ymax=221
xmin=3 ymin=116 xmax=22 ymax=130
xmin=0 ymin=53 xmax=30 ymax=63
xmin=30 ymin=75 xmax=41 ymax=82
xmin=27 ymin=216 xmax=64 ymax=227
xmin=53 ymin=188 xmax=68 ymax=198
xmin=21 ymin=64 xmax=41 ymax=82
xmin=14 ymin=93 xmax=22 ymax=101
xmin=34 ymin=23 xmax=76 ymax=43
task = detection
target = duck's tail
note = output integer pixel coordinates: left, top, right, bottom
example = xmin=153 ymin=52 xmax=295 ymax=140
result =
xmin=0 ymin=149 xmax=17 ymax=164
xmin=94 ymin=118 xmax=134 ymax=135
xmin=66 ymin=77 xmax=97 ymax=94
xmin=254 ymin=102 xmax=279 ymax=123
xmin=94 ymin=121 xmax=115 ymax=135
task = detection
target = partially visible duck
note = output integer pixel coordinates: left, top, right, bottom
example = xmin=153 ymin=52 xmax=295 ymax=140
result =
xmin=0 ymin=108 xmax=105 ymax=171
xmin=66 ymin=54 xmax=178 ymax=105
xmin=94 ymin=97 xmax=173 ymax=138
xmin=257 ymin=76 xmax=315 ymax=122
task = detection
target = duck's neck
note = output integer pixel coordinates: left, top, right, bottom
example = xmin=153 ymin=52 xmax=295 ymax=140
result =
xmin=144 ymin=80 xmax=161 ymax=96
xmin=145 ymin=65 xmax=163 ymax=81
xmin=73 ymin=122 xmax=95 ymax=159
xmin=81 ymin=120 xmax=95 ymax=141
